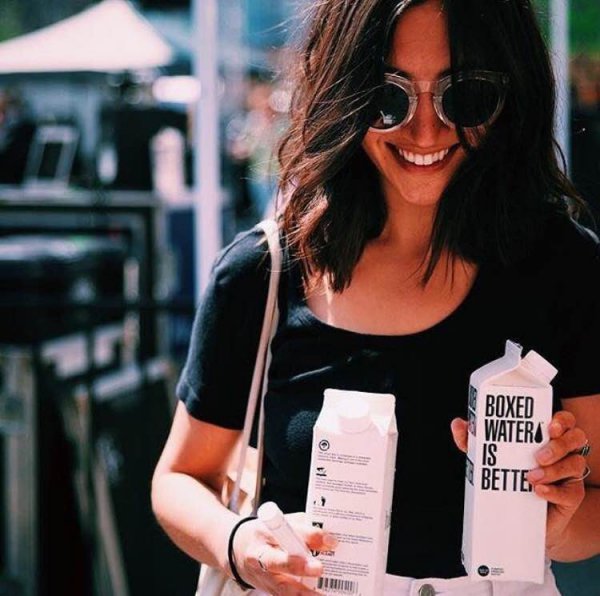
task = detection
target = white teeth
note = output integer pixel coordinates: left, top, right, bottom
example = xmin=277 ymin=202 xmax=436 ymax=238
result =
xmin=399 ymin=147 xmax=450 ymax=166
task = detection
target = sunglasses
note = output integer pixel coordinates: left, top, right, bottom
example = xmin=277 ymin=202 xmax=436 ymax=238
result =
xmin=369 ymin=70 xmax=509 ymax=132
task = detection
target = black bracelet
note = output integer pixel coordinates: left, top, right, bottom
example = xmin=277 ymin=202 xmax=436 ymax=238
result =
xmin=227 ymin=516 xmax=257 ymax=591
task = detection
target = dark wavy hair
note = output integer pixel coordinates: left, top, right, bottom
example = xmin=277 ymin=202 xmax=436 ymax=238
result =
xmin=277 ymin=0 xmax=584 ymax=291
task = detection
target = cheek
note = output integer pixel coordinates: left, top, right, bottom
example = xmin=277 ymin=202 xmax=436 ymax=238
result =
xmin=362 ymin=134 xmax=394 ymax=170
xmin=361 ymin=133 xmax=379 ymax=163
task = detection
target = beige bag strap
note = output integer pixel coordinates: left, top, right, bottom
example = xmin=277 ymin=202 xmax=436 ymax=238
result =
xmin=229 ymin=219 xmax=281 ymax=514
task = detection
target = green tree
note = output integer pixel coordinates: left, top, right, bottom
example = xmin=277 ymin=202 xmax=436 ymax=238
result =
xmin=0 ymin=0 xmax=23 ymax=43
xmin=534 ymin=0 xmax=600 ymax=54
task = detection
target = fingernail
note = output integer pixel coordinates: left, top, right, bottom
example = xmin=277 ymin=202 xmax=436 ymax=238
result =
xmin=550 ymin=422 xmax=562 ymax=434
xmin=528 ymin=468 xmax=545 ymax=482
xmin=306 ymin=559 xmax=323 ymax=574
xmin=537 ymin=447 xmax=553 ymax=463
xmin=322 ymin=535 xmax=338 ymax=548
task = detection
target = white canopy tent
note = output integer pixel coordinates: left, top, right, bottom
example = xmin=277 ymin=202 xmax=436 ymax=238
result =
xmin=0 ymin=0 xmax=174 ymax=74
xmin=0 ymin=0 xmax=175 ymax=179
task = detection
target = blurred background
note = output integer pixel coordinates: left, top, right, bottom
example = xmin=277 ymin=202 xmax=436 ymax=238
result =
xmin=0 ymin=1 xmax=597 ymax=595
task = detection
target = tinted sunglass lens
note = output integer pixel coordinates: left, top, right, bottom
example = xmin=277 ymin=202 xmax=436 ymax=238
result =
xmin=442 ymin=79 xmax=502 ymax=127
xmin=371 ymin=83 xmax=410 ymax=129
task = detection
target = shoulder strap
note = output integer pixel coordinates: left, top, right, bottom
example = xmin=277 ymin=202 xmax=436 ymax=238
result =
xmin=229 ymin=219 xmax=281 ymax=514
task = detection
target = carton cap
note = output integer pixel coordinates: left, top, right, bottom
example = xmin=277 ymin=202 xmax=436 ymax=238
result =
xmin=522 ymin=350 xmax=558 ymax=383
xmin=337 ymin=398 xmax=372 ymax=433
xmin=257 ymin=501 xmax=285 ymax=531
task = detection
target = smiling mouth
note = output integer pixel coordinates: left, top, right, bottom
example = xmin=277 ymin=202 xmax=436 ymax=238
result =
xmin=397 ymin=145 xmax=457 ymax=166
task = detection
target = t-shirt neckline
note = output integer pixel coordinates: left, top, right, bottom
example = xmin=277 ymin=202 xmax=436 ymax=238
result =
xmin=290 ymin=260 xmax=484 ymax=342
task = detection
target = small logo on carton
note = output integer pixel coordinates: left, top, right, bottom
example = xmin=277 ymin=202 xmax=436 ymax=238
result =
xmin=477 ymin=565 xmax=490 ymax=577
xmin=318 ymin=439 xmax=330 ymax=451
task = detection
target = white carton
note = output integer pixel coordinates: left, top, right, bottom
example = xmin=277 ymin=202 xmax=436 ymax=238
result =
xmin=462 ymin=340 xmax=557 ymax=584
xmin=306 ymin=389 xmax=397 ymax=596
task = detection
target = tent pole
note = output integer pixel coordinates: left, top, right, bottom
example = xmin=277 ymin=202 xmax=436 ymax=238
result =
xmin=192 ymin=0 xmax=221 ymax=300
xmin=550 ymin=0 xmax=570 ymax=175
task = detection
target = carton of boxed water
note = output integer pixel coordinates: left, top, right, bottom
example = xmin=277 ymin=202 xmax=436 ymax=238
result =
xmin=306 ymin=389 xmax=397 ymax=595
xmin=462 ymin=340 xmax=557 ymax=584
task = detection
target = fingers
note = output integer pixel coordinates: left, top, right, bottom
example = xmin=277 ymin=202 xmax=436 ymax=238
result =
xmin=232 ymin=512 xmax=335 ymax=594
xmin=530 ymin=412 xmax=588 ymax=489
xmin=450 ymin=417 xmax=468 ymax=453
xmin=532 ymin=476 xmax=585 ymax=510
xmin=527 ymin=453 xmax=587 ymax=485
xmin=547 ymin=410 xmax=577 ymax=439
xmin=535 ymin=427 xmax=587 ymax=466
xmin=266 ymin=574 xmax=324 ymax=596
xmin=527 ymin=411 xmax=588 ymax=539
xmin=249 ymin=546 xmax=322 ymax=577
xmin=284 ymin=513 xmax=339 ymax=551
xmin=254 ymin=569 xmax=324 ymax=596
xmin=245 ymin=546 xmax=325 ymax=595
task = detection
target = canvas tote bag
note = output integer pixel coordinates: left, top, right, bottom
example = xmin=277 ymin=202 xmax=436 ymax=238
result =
xmin=195 ymin=219 xmax=282 ymax=595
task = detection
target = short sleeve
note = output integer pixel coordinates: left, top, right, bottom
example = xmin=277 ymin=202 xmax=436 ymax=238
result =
xmin=176 ymin=227 xmax=270 ymax=428
xmin=553 ymin=225 xmax=600 ymax=400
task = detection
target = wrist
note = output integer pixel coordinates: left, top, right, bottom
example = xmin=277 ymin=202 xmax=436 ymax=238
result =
xmin=227 ymin=516 xmax=257 ymax=590
xmin=546 ymin=523 xmax=573 ymax=560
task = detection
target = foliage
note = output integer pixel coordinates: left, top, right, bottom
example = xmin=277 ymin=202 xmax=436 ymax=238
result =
xmin=534 ymin=0 xmax=600 ymax=55
xmin=0 ymin=0 xmax=23 ymax=43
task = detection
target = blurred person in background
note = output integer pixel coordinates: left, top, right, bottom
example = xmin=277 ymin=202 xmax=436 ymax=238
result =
xmin=153 ymin=1 xmax=600 ymax=594
xmin=571 ymin=55 xmax=600 ymax=223
xmin=0 ymin=89 xmax=36 ymax=184
xmin=227 ymin=76 xmax=288 ymax=220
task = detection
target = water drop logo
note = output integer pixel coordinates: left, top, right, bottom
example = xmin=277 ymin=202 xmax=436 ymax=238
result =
xmin=534 ymin=422 xmax=544 ymax=444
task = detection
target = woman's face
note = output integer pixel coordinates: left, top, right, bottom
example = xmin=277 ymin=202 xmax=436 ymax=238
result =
xmin=362 ymin=0 xmax=466 ymax=209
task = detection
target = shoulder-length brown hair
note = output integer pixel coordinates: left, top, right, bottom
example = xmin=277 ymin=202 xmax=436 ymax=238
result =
xmin=277 ymin=0 xmax=584 ymax=292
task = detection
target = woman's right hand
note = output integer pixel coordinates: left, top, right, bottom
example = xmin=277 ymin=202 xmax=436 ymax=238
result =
xmin=231 ymin=512 xmax=338 ymax=594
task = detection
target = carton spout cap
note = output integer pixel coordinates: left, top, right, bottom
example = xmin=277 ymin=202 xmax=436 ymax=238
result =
xmin=257 ymin=501 xmax=285 ymax=531
xmin=522 ymin=350 xmax=558 ymax=383
xmin=337 ymin=398 xmax=372 ymax=433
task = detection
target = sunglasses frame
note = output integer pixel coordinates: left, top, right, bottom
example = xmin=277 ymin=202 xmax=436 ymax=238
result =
xmin=369 ymin=69 xmax=509 ymax=132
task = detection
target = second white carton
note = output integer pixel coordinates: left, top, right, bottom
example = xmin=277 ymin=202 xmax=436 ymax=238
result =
xmin=306 ymin=389 xmax=397 ymax=595
xmin=462 ymin=340 xmax=557 ymax=584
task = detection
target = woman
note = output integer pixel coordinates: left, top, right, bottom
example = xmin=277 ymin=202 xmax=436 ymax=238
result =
xmin=152 ymin=0 xmax=600 ymax=593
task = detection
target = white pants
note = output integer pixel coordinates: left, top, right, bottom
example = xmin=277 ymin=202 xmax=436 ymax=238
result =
xmin=384 ymin=562 xmax=560 ymax=595
xmin=249 ymin=562 xmax=560 ymax=595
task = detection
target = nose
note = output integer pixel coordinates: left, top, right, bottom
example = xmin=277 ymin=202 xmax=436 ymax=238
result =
xmin=407 ymin=91 xmax=446 ymax=146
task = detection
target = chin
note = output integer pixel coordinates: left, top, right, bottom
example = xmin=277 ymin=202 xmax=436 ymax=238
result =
xmin=383 ymin=175 xmax=451 ymax=208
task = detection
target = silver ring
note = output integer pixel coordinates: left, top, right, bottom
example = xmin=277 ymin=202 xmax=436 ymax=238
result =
xmin=563 ymin=465 xmax=591 ymax=484
xmin=257 ymin=550 xmax=268 ymax=572
xmin=578 ymin=440 xmax=591 ymax=457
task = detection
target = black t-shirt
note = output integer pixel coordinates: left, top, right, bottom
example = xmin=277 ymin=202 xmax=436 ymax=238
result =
xmin=177 ymin=214 xmax=600 ymax=579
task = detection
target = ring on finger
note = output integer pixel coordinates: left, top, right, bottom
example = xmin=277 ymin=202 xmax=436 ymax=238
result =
xmin=578 ymin=440 xmax=591 ymax=457
xmin=563 ymin=465 xmax=592 ymax=484
xmin=257 ymin=550 xmax=268 ymax=572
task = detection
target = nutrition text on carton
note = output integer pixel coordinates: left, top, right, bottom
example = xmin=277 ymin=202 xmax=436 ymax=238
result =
xmin=467 ymin=389 xmax=544 ymax=493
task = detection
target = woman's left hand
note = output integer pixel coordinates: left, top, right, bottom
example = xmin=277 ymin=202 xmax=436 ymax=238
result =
xmin=451 ymin=411 xmax=588 ymax=553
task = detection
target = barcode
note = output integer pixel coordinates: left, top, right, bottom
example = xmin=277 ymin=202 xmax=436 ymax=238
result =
xmin=317 ymin=576 xmax=358 ymax=594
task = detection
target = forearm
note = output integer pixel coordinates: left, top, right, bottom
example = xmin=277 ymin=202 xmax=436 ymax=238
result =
xmin=151 ymin=471 xmax=240 ymax=572
xmin=549 ymin=486 xmax=600 ymax=562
